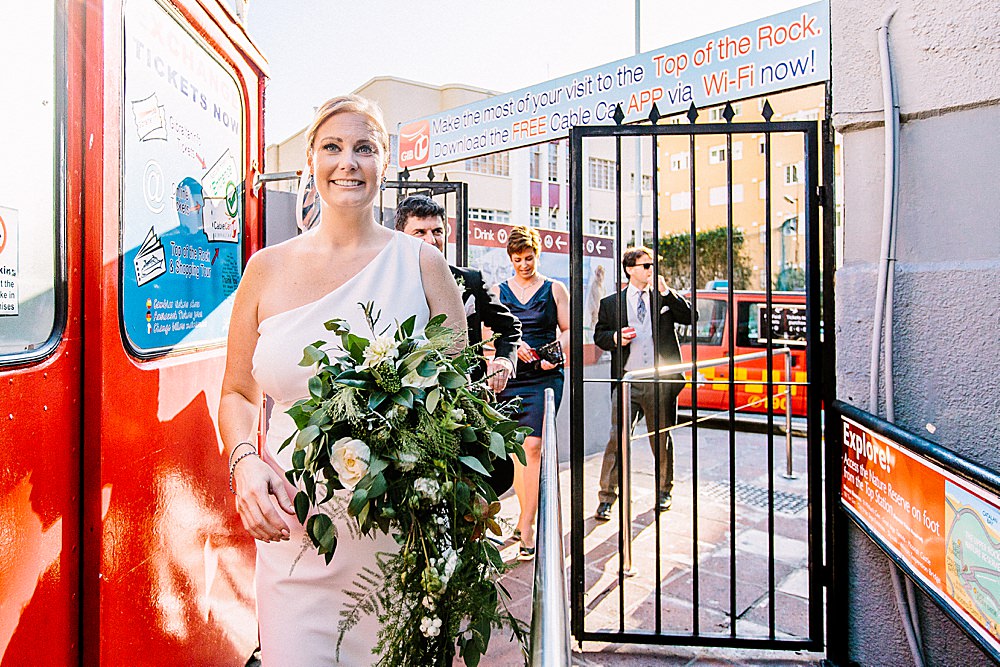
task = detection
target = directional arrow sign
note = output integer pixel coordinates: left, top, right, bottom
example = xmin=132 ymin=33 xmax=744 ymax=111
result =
xmin=466 ymin=220 xmax=614 ymax=258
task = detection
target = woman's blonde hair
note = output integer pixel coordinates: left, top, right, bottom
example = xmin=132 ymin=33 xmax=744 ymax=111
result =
xmin=506 ymin=225 xmax=541 ymax=257
xmin=306 ymin=95 xmax=390 ymax=171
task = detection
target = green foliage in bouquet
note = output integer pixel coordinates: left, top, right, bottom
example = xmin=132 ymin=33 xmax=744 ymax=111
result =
xmin=280 ymin=302 xmax=529 ymax=666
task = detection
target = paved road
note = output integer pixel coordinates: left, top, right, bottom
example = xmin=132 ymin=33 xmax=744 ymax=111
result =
xmin=472 ymin=419 xmax=822 ymax=666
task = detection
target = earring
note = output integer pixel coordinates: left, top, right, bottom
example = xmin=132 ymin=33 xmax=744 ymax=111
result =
xmin=380 ymin=176 xmax=387 ymax=192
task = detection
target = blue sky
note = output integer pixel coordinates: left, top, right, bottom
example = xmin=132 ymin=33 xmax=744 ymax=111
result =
xmin=247 ymin=0 xmax=810 ymax=144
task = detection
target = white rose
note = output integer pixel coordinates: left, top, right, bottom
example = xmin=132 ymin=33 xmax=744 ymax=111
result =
xmin=330 ymin=437 xmax=370 ymax=490
xmin=402 ymin=365 xmax=441 ymax=389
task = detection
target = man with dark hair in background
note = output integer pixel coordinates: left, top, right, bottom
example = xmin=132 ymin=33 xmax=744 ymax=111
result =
xmin=593 ymin=246 xmax=693 ymax=521
xmin=395 ymin=194 xmax=521 ymax=392
xmin=396 ymin=195 xmax=521 ymax=498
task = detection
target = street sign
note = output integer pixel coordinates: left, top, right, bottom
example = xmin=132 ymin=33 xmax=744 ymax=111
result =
xmin=468 ymin=220 xmax=613 ymax=258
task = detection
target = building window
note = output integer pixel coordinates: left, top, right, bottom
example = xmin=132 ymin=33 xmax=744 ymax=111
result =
xmin=641 ymin=174 xmax=652 ymax=192
xmin=709 ymin=184 xmax=744 ymax=206
xmin=670 ymin=192 xmax=690 ymax=211
xmin=759 ymin=137 xmax=766 ymax=154
xmin=670 ymin=153 xmax=689 ymax=171
xmin=709 ymin=145 xmax=727 ymax=164
xmin=530 ymin=145 xmax=543 ymax=180
xmin=529 ymin=207 xmax=540 ymax=227
xmin=469 ymin=208 xmax=510 ymax=224
xmin=588 ymin=157 xmax=615 ymax=190
xmin=785 ymin=163 xmax=801 ymax=184
xmin=589 ymin=218 xmax=614 ymax=236
xmin=548 ymin=143 xmax=559 ymax=182
xmin=759 ymin=180 xmax=768 ymax=199
xmin=732 ymin=142 xmax=743 ymax=161
xmin=465 ymin=152 xmax=509 ymax=176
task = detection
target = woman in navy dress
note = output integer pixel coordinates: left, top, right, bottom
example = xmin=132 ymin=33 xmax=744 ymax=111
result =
xmin=491 ymin=226 xmax=569 ymax=560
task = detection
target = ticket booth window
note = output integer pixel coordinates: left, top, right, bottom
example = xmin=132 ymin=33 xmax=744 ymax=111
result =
xmin=0 ymin=2 xmax=60 ymax=361
xmin=120 ymin=0 xmax=246 ymax=356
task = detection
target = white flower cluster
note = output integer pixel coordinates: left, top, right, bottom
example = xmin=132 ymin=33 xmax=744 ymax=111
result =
xmin=431 ymin=547 xmax=460 ymax=589
xmin=420 ymin=615 xmax=443 ymax=638
xmin=413 ymin=477 xmax=442 ymax=503
xmin=360 ymin=333 xmax=398 ymax=370
xmin=396 ymin=451 xmax=418 ymax=471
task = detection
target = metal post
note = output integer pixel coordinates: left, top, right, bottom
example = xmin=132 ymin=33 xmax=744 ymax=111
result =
xmin=620 ymin=382 xmax=634 ymax=575
xmin=529 ymin=388 xmax=571 ymax=667
xmin=783 ymin=349 xmax=796 ymax=479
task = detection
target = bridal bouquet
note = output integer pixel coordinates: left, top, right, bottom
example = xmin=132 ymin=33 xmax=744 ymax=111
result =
xmin=280 ymin=303 xmax=529 ymax=666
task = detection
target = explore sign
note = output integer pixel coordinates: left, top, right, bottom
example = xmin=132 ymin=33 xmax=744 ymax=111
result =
xmin=398 ymin=1 xmax=829 ymax=169
xmin=841 ymin=415 xmax=1000 ymax=660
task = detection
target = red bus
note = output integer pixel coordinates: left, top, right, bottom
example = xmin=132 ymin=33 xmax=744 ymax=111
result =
xmin=676 ymin=290 xmax=808 ymax=418
xmin=0 ymin=1 xmax=265 ymax=664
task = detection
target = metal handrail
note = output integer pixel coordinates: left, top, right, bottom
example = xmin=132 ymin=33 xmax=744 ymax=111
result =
xmin=618 ymin=348 xmax=796 ymax=574
xmin=529 ymin=388 xmax=571 ymax=666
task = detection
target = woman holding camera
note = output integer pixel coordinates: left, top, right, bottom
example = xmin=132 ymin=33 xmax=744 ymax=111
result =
xmin=492 ymin=225 xmax=569 ymax=560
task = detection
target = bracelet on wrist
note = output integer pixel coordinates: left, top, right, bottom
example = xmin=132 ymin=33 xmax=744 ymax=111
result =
xmin=227 ymin=441 xmax=256 ymax=469
xmin=229 ymin=449 xmax=259 ymax=495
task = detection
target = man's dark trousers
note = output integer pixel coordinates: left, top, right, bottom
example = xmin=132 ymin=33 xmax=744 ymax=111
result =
xmin=597 ymin=378 xmax=681 ymax=504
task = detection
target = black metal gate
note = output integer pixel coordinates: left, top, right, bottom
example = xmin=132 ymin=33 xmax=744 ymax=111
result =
xmin=567 ymin=99 xmax=833 ymax=652
xmin=379 ymin=170 xmax=470 ymax=267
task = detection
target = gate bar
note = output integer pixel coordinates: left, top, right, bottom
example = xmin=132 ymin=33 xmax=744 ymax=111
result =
xmin=615 ymin=347 xmax=796 ymax=573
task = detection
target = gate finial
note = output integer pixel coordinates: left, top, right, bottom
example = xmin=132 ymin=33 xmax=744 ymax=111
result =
xmin=612 ymin=104 xmax=625 ymax=126
xmin=762 ymin=99 xmax=775 ymax=122
xmin=686 ymin=102 xmax=699 ymax=124
xmin=401 ymin=167 xmax=411 ymax=182
xmin=647 ymin=103 xmax=662 ymax=125
xmin=427 ymin=167 xmax=435 ymax=181
xmin=722 ymin=102 xmax=736 ymax=123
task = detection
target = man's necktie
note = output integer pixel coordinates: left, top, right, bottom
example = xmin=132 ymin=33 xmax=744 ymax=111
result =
xmin=636 ymin=291 xmax=647 ymax=323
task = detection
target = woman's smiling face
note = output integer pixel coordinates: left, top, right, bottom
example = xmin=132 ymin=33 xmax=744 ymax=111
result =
xmin=309 ymin=112 xmax=385 ymax=212
xmin=509 ymin=249 xmax=537 ymax=279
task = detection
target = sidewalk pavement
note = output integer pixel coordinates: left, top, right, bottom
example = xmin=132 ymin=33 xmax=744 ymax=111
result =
xmin=462 ymin=427 xmax=824 ymax=666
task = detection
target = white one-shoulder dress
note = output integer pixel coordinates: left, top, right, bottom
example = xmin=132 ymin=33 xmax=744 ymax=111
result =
xmin=251 ymin=232 xmax=429 ymax=666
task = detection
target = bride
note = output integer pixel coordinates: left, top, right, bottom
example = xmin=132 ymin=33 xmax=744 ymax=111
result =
xmin=219 ymin=95 xmax=466 ymax=665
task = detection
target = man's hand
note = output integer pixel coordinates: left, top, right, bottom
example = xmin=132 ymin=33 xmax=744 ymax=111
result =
xmin=658 ymin=275 xmax=669 ymax=294
xmin=615 ymin=326 xmax=637 ymax=346
xmin=486 ymin=357 xmax=513 ymax=393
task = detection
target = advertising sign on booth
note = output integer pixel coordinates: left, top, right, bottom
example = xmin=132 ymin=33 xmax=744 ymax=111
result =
xmin=0 ymin=206 xmax=18 ymax=316
xmin=841 ymin=417 xmax=1000 ymax=657
xmin=121 ymin=0 xmax=244 ymax=353
xmin=398 ymin=1 xmax=829 ymax=169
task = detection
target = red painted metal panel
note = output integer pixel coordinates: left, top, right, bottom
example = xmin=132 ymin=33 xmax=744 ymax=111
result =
xmin=0 ymin=2 xmax=84 ymax=664
xmin=77 ymin=1 xmax=265 ymax=664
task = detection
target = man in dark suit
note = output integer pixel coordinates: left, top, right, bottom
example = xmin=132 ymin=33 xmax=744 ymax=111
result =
xmin=394 ymin=195 xmax=521 ymax=391
xmin=593 ymin=246 xmax=693 ymax=520
xmin=396 ymin=195 xmax=521 ymax=497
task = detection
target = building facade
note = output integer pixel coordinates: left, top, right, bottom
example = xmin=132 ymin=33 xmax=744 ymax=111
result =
xmin=832 ymin=1 xmax=1000 ymax=665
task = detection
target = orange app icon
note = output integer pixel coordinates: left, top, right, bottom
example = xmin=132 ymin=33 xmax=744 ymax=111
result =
xmin=399 ymin=120 xmax=430 ymax=167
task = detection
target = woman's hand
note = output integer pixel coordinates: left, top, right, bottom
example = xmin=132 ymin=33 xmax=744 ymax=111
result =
xmin=516 ymin=341 xmax=538 ymax=364
xmin=539 ymin=359 xmax=559 ymax=371
xmin=233 ymin=455 xmax=295 ymax=542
